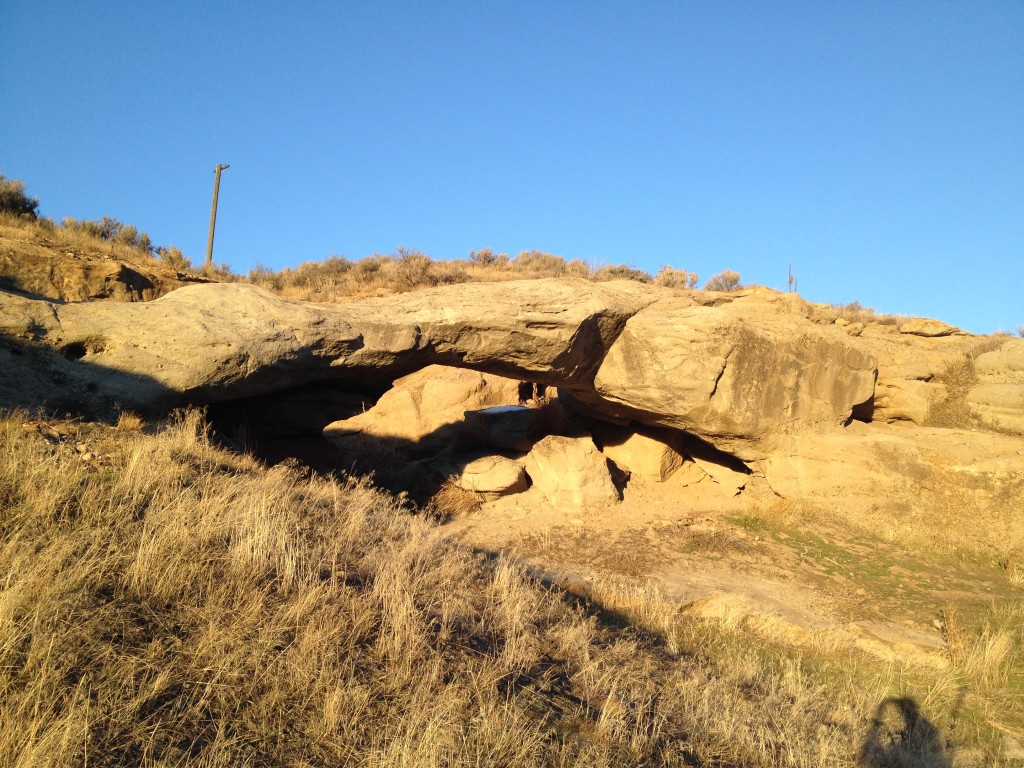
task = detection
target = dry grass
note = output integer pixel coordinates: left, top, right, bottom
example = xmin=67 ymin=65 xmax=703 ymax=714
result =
xmin=925 ymin=338 xmax=1009 ymax=430
xmin=246 ymin=249 xmax=667 ymax=302
xmin=1 ymin=212 xmax=159 ymax=271
xmin=925 ymin=353 xmax=980 ymax=429
xmin=593 ymin=575 xmax=1023 ymax=767
xmin=114 ymin=411 xmax=144 ymax=432
xmin=3 ymin=208 xmax=722 ymax=303
xmin=0 ymin=212 xmax=231 ymax=283
xmin=2 ymin=411 xmax=1020 ymax=766
xmin=430 ymin=477 xmax=482 ymax=517
xmin=1009 ymin=561 xmax=1024 ymax=590
xmin=821 ymin=301 xmax=905 ymax=327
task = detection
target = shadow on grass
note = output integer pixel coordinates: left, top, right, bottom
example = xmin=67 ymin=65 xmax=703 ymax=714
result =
xmin=858 ymin=697 xmax=952 ymax=768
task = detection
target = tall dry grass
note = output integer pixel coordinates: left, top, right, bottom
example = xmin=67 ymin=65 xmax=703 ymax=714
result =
xmin=1 ymin=410 xmax=1018 ymax=766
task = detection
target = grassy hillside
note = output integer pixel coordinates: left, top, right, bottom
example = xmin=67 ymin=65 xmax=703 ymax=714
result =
xmin=0 ymin=203 xmax=706 ymax=303
xmin=1 ymin=410 xmax=1021 ymax=766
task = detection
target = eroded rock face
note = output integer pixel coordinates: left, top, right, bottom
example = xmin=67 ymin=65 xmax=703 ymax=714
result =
xmin=3 ymin=277 xmax=1022 ymax=522
xmin=873 ymin=379 xmax=947 ymax=425
xmin=765 ymin=423 xmax=1024 ymax=551
xmin=974 ymin=341 xmax=1024 ymax=381
xmin=968 ymin=340 xmax=1024 ymax=434
xmin=852 ymin=325 xmax=978 ymax=425
xmin=0 ymin=280 xmax=878 ymax=461
xmin=7 ymin=277 xmax=1019 ymax=474
xmin=967 ymin=384 xmax=1024 ymax=434
xmin=576 ymin=295 xmax=878 ymax=460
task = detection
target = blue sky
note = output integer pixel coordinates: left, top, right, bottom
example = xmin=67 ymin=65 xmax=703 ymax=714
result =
xmin=3 ymin=2 xmax=1022 ymax=333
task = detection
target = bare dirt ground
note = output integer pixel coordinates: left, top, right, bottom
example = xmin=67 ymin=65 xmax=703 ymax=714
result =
xmin=447 ymin=471 xmax=1021 ymax=669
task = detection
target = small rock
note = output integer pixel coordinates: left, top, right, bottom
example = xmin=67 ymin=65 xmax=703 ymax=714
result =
xmin=455 ymin=455 xmax=528 ymax=498
xmin=80 ymin=452 xmax=93 ymax=462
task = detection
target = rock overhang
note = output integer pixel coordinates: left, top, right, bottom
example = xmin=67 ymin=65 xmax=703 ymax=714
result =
xmin=0 ymin=278 xmax=882 ymax=462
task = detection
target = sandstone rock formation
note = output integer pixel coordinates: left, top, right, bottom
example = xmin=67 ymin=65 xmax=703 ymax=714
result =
xmin=0 ymin=279 xmax=652 ymax=420
xmin=967 ymin=340 xmax=1024 ymax=433
xmin=898 ymin=318 xmax=964 ymax=338
xmin=2 ymin=277 xmax=1022 ymax=512
xmin=765 ymin=422 xmax=1024 ymax=551
xmin=967 ymin=384 xmax=1024 ymax=434
xmin=323 ymin=365 xmax=524 ymax=451
xmin=872 ymin=379 xmax=945 ymax=425
xmin=596 ymin=425 xmax=684 ymax=483
xmin=577 ymin=292 xmax=878 ymax=460
xmin=450 ymin=455 xmax=528 ymax=499
xmin=524 ymin=436 xmax=620 ymax=509
xmin=1 ymin=279 xmax=881 ymax=460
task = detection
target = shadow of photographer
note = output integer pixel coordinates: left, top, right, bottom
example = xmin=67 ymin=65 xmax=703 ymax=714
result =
xmin=858 ymin=697 xmax=952 ymax=768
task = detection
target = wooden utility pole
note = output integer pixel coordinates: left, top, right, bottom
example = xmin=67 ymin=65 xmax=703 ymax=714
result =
xmin=204 ymin=163 xmax=230 ymax=273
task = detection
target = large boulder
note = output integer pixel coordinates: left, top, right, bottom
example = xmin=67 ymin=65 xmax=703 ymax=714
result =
xmin=524 ymin=436 xmax=620 ymax=509
xmin=323 ymin=365 xmax=524 ymax=450
xmin=596 ymin=425 xmax=684 ymax=482
xmin=576 ymin=294 xmax=878 ymax=460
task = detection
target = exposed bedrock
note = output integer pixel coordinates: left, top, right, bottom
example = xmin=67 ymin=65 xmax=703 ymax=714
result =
xmin=765 ymin=423 xmax=1024 ymax=552
xmin=574 ymin=293 xmax=879 ymax=460
xmin=1 ymin=279 xmax=881 ymax=460
xmin=0 ymin=279 xmax=650 ymax=408
xmin=0 ymin=280 xmax=880 ymax=458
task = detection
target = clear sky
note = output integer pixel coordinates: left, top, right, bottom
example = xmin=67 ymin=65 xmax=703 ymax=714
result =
xmin=3 ymin=2 xmax=1022 ymax=333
